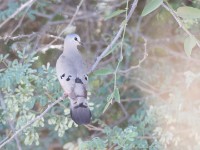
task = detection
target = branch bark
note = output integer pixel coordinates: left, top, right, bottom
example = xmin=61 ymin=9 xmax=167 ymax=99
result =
xmin=0 ymin=0 xmax=37 ymax=29
xmin=89 ymin=0 xmax=139 ymax=73
xmin=162 ymin=3 xmax=200 ymax=48
xmin=37 ymin=0 xmax=85 ymax=53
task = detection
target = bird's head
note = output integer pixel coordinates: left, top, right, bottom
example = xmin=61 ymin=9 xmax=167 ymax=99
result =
xmin=64 ymin=34 xmax=83 ymax=47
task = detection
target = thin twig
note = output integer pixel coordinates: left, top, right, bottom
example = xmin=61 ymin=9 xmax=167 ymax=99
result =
xmin=162 ymin=3 xmax=200 ymax=48
xmin=111 ymin=103 xmax=129 ymax=127
xmin=0 ymin=136 xmax=9 ymax=145
xmin=8 ymin=121 xmax=22 ymax=150
xmin=37 ymin=0 xmax=84 ymax=52
xmin=84 ymin=124 xmax=103 ymax=132
xmin=120 ymin=38 xmax=148 ymax=73
xmin=5 ymin=4 xmax=32 ymax=43
xmin=0 ymin=32 xmax=37 ymax=41
xmin=0 ymin=94 xmax=66 ymax=149
xmin=32 ymin=5 xmax=64 ymax=51
xmin=46 ymin=34 xmax=64 ymax=41
xmin=89 ymin=0 xmax=139 ymax=73
xmin=40 ymin=44 xmax=63 ymax=53
xmin=113 ymin=0 xmax=129 ymax=91
xmin=118 ymin=103 xmax=129 ymax=118
xmin=0 ymin=0 xmax=37 ymax=29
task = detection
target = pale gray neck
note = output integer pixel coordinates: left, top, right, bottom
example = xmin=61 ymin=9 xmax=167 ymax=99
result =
xmin=63 ymin=42 xmax=79 ymax=56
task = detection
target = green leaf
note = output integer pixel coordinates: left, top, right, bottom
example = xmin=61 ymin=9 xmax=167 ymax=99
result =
xmin=68 ymin=120 xmax=73 ymax=128
xmin=94 ymin=68 xmax=113 ymax=76
xmin=103 ymin=94 xmax=114 ymax=113
xmin=177 ymin=6 xmax=200 ymax=19
xmin=105 ymin=9 xmax=126 ymax=20
xmin=141 ymin=0 xmax=163 ymax=17
xmin=38 ymin=97 xmax=48 ymax=106
xmin=25 ymin=99 xmax=36 ymax=109
xmin=4 ymin=54 xmax=9 ymax=59
xmin=114 ymin=88 xmax=120 ymax=103
xmin=184 ymin=36 xmax=196 ymax=57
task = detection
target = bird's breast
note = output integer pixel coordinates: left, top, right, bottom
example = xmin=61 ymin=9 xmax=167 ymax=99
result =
xmin=74 ymin=84 xmax=87 ymax=98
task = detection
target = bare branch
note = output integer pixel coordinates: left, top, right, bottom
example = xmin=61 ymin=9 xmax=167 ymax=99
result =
xmin=40 ymin=44 xmax=63 ymax=53
xmin=120 ymin=38 xmax=148 ymax=73
xmin=8 ymin=121 xmax=22 ymax=150
xmin=84 ymin=124 xmax=103 ymax=132
xmin=89 ymin=0 xmax=139 ymax=73
xmin=162 ymin=3 xmax=200 ymax=48
xmin=111 ymin=103 xmax=129 ymax=127
xmin=5 ymin=4 xmax=32 ymax=43
xmin=0 ymin=32 xmax=37 ymax=41
xmin=37 ymin=0 xmax=85 ymax=53
xmin=0 ymin=0 xmax=37 ymax=29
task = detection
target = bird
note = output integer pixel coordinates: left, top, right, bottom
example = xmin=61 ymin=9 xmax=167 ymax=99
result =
xmin=56 ymin=34 xmax=91 ymax=125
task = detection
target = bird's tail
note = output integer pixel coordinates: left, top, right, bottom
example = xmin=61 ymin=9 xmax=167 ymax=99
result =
xmin=70 ymin=97 xmax=91 ymax=125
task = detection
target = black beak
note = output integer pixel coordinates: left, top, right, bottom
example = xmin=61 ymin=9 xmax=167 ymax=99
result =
xmin=78 ymin=41 xmax=84 ymax=47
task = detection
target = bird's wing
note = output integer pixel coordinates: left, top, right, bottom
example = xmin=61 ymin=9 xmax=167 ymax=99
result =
xmin=56 ymin=55 xmax=77 ymax=95
xmin=74 ymin=53 xmax=89 ymax=89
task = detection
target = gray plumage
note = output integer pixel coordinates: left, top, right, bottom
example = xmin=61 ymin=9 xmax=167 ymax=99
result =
xmin=56 ymin=34 xmax=91 ymax=125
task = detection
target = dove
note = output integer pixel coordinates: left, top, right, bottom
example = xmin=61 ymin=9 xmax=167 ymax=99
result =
xmin=56 ymin=34 xmax=91 ymax=125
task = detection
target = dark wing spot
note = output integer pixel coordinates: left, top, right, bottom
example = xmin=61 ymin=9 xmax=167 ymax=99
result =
xmin=75 ymin=78 xmax=83 ymax=84
xmin=60 ymin=73 xmax=65 ymax=79
xmin=84 ymin=75 xmax=88 ymax=81
xmin=66 ymin=75 xmax=72 ymax=81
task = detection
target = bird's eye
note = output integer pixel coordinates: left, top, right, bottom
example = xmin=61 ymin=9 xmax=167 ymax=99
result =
xmin=74 ymin=37 xmax=78 ymax=41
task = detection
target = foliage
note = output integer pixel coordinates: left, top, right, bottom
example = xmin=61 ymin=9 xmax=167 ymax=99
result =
xmin=0 ymin=0 xmax=200 ymax=149
xmin=80 ymin=126 xmax=144 ymax=150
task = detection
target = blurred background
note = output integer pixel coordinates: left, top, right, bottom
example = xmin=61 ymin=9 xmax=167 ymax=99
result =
xmin=0 ymin=0 xmax=200 ymax=149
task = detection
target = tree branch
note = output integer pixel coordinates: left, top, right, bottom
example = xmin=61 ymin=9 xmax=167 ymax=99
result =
xmin=37 ymin=0 xmax=85 ymax=53
xmin=0 ymin=32 xmax=37 ymax=41
xmin=5 ymin=4 xmax=32 ymax=43
xmin=89 ymin=0 xmax=139 ymax=73
xmin=0 ymin=94 xmax=66 ymax=149
xmin=162 ymin=3 xmax=200 ymax=48
xmin=120 ymin=38 xmax=148 ymax=73
xmin=0 ymin=0 xmax=37 ymax=29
